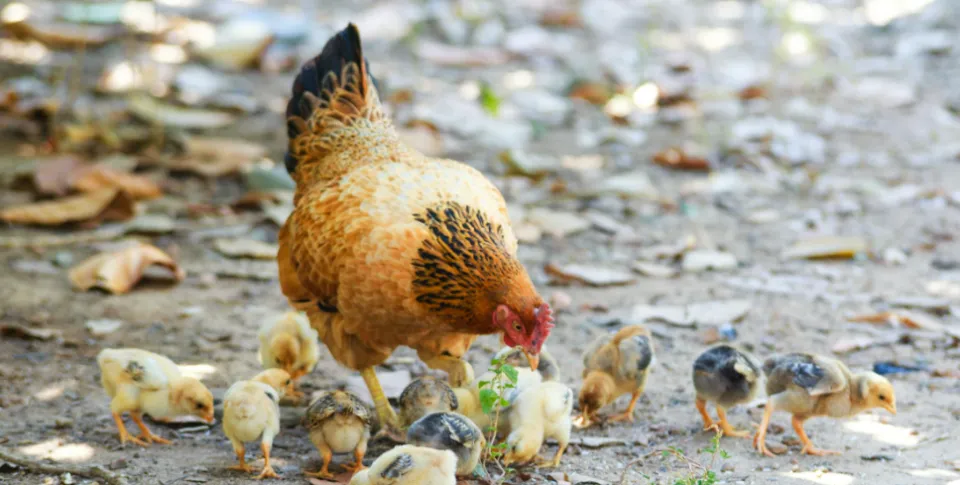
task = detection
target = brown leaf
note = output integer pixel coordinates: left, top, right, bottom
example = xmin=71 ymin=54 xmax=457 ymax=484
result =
xmin=4 ymin=19 xmax=120 ymax=48
xmin=72 ymin=166 xmax=162 ymax=200
xmin=0 ymin=188 xmax=136 ymax=227
xmin=33 ymin=157 xmax=82 ymax=196
xmin=781 ymin=236 xmax=869 ymax=260
xmin=69 ymin=244 xmax=186 ymax=294
xmin=831 ymin=335 xmax=878 ymax=354
xmin=545 ymin=263 xmax=636 ymax=287
xmin=0 ymin=323 xmax=61 ymax=341
xmin=541 ymin=9 xmax=582 ymax=27
xmin=170 ymin=137 xmax=267 ymax=177
xmin=738 ymin=85 xmax=768 ymax=101
xmin=214 ymin=238 xmax=278 ymax=260
xmin=231 ymin=191 xmax=286 ymax=210
xmin=568 ymin=82 xmax=612 ymax=105
xmin=652 ymin=147 xmax=710 ymax=171
xmin=848 ymin=311 xmax=944 ymax=332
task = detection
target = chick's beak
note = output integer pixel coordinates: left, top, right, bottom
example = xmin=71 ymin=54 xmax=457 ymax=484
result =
xmin=884 ymin=402 xmax=897 ymax=415
xmin=521 ymin=349 xmax=539 ymax=371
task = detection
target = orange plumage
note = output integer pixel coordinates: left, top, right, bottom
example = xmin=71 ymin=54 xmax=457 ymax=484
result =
xmin=278 ymin=24 xmax=554 ymax=432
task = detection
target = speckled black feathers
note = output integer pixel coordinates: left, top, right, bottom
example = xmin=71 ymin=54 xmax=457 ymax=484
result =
xmin=763 ymin=353 xmax=833 ymax=396
xmin=694 ymin=345 xmax=756 ymax=387
xmin=411 ymin=202 xmax=519 ymax=315
xmin=380 ymin=452 xmax=414 ymax=479
xmin=407 ymin=411 xmax=481 ymax=452
xmin=692 ymin=345 xmax=761 ymax=406
xmin=284 ymin=23 xmax=378 ymax=174
xmin=125 ymin=361 xmax=146 ymax=382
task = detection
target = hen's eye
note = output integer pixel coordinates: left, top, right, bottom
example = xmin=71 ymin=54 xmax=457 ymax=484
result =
xmin=513 ymin=323 xmax=522 ymax=332
xmin=285 ymin=380 xmax=292 ymax=385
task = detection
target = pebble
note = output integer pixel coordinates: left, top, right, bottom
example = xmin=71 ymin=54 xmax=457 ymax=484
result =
xmin=54 ymin=417 xmax=74 ymax=429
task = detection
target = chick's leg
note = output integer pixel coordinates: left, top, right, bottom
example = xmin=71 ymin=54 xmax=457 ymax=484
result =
xmin=228 ymin=440 xmax=253 ymax=473
xmin=255 ymin=441 xmax=279 ymax=479
xmin=131 ymin=412 xmax=172 ymax=445
xmin=112 ymin=413 xmax=148 ymax=447
xmin=752 ymin=400 xmax=780 ymax=457
xmin=343 ymin=444 xmax=367 ymax=474
xmin=696 ymin=398 xmax=717 ymax=431
xmin=304 ymin=441 xmax=334 ymax=479
xmin=608 ymin=390 xmax=641 ymax=423
xmin=792 ymin=416 xmax=840 ymax=456
xmin=716 ymin=406 xmax=751 ymax=438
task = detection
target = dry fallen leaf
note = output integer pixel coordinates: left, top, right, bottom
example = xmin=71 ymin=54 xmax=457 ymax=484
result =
xmin=72 ymin=165 xmax=162 ymax=200
xmin=832 ymin=335 xmax=878 ymax=354
xmin=545 ymin=263 xmax=636 ymax=287
xmin=0 ymin=188 xmax=136 ymax=226
xmin=782 ymin=236 xmax=869 ymax=260
xmin=69 ymin=244 xmax=186 ymax=294
xmin=630 ymin=300 xmax=752 ymax=328
xmin=568 ymin=82 xmax=612 ymax=105
xmin=33 ymin=156 xmax=82 ymax=196
xmin=214 ymin=238 xmax=278 ymax=260
xmin=127 ymin=94 xmax=236 ymax=130
xmin=738 ymin=85 xmax=768 ymax=101
xmin=1 ymin=323 xmax=61 ymax=341
xmin=170 ymin=137 xmax=267 ymax=177
xmin=848 ymin=311 xmax=944 ymax=332
xmin=652 ymin=147 xmax=710 ymax=171
xmin=4 ymin=18 xmax=121 ymax=48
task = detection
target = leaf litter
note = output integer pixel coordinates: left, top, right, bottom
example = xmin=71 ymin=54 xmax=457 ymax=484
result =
xmin=69 ymin=243 xmax=186 ymax=294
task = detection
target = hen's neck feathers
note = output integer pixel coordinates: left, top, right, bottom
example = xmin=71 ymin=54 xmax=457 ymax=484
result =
xmin=412 ymin=202 xmax=538 ymax=333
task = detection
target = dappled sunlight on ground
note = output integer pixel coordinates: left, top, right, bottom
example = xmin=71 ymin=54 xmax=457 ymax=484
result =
xmin=784 ymin=471 xmax=855 ymax=485
xmin=910 ymin=469 xmax=960 ymax=480
xmin=178 ymin=363 xmax=219 ymax=380
xmin=33 ymin=380 xmax=77 ymax=402
xmin=843 ymin=415 xmax=920 ymax=447
xmin=19 ymin=439 xmax=95 ymax=463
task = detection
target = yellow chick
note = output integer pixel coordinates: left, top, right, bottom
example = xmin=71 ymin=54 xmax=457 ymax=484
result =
xmin=406 ymin=412 xmax=485 ymax=476
xmin=495 ymin=345 xmax=560 ymax=381
xmin=303 ymin=390 xmax=372 ymax=478
xmin=692 ymin=345 xmax=762 ymax=438
xmin=252 ymin=368 xmax=294 ymax=400
xmin=575 ymin=325 xmax=654 ymax=428
xmin=398 ymin=376 xmax=458 ymax=428
xmin=222 ymin=379 xmax=282 ymax=479
xmin=349 ymin=445 xmax=457 ymax=485
xmin=754 ymin=353 xmax=897 ymax=457
xmin=97 ymin=348 xmax=214 ymax=447
xmin=453 ymin=366 xmax=543 ymax=432
xmin=258 ymin=311 xmax=320 ymax=399
xmin=502 ymin=381 xmax=574 ymax=468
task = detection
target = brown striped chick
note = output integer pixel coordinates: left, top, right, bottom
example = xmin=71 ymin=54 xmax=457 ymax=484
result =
xmin=222 ymin=380 xmax=282 ymax=479
xmin=452 ymin=366 xmax=543 ymax=432
xmin=97 ymin=348 xmax=214 ymax=447
xmin=692 ymin=345 xmax=763 ymax=438
xmin=502 ymin=381 xmax=574 ymax=469
xmin=258 ymin=311 xmax=320 ymax=400
xmin=406 ymin=412 xmax=484 ymax=476
xmin=303 ymin=390 xmax=373 ymax=478
xmin=398 ymin=376 xmax=458 ymax=428
xmin=495 ymin=345 xmax=560 ymax=381
xmin=349 ymin=445 xmax=456 ymax=485
xmin=754 ymin=353 xmax=897 ymax=457
xmin=575 ymin=325 xmax=654 ymax=428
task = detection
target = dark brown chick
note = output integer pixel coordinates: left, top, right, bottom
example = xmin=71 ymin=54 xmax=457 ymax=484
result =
xmin=754 ymin=353 xmax=897 ymax=457
xmin=575 ymin=325 xmax=654 ymax=428
xmin=692 ymin=345 xmax=762 ymax=438
xmin=398 ymin=376 xmax=458 ymax=428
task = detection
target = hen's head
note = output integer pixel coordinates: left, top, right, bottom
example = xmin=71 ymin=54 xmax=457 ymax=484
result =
xmin=495 ymin=302 xmax=554 ymax=369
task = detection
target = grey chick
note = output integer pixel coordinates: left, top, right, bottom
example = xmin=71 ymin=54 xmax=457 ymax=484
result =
xmin=303 ymin=390 xmax=373 ymax=479
xmin=398 ymin=376 xmax=458 ymax=428
xmin=495 ymin=345 xmax=559 ymax=381
xmin=406 ymin=411 xmax=485 ymax=476
xmin=692 ymin=345 xmax=762 ymax=438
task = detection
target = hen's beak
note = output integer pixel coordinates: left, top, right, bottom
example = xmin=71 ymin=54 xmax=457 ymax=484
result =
xmin=521 ymin=349 xmax=539 ymax=371
xmin=884 ymin=402 xmax=897 ymax=415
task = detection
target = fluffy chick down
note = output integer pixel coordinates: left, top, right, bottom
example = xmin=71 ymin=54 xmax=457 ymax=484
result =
xmin=576 ymin=325 xmax=654 ymax=427
xmin=407 ymin=411 xmax=484 ymax=476
xmin=349 ymin=445 xmax=457 ymax=485
xmin=503 ymin=381 xmax=574 ymax=468
xmin=222 ymin=380 xmax=282 ymax=478
xmin=398 ymin=376 xmax=458 ymax=427
xmin=303 ymin=390 xmax=373 ymax=478
xmin=692 ymin=345 xmax=762 ymax=438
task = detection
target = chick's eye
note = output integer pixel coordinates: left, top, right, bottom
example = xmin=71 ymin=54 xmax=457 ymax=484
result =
xmin=196 ymin=402 xmax=205 ymax=410
xmin=878 ymin=395 xmax=886 ymax=401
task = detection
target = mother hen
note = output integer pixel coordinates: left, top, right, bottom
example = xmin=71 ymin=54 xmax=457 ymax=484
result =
xmin=278 ymin=23 xmax=554 ymax=434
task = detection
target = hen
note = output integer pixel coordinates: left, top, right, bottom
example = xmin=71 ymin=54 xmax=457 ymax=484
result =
xmin=278 ymin=23 xmax=554 ymax=433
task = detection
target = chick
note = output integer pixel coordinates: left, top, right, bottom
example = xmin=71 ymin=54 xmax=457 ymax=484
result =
xmin=692 ymin=345 xmax=762 ymax=438
xmin=97 ymin=348 xmax=214 ymax=447
xmin=753 ymin=353 xmax=897 ymax=457
xmin=575 ymin=325 xmax=654 ymax=427
xmin=222 ymin=379 xmax=282 ymax=479
xmin=258 ymin=311 xmax=320 ymax=399
xmin=453 ymin=366 xmax=543 ymax=432
xmin=349 ymin=445 xmax=456 ymax=485
xmin=406 ymin=412 xmax=484 ymax=476
xmin=251 ymin=368 xmax=293 ymax=400
xmin=495 ymin=345 xmax=560 ymax=381
xmin=303 ymin=390 xmax=373 ymax=478
xmin=502 ymin=381 xmax=574 ymax=468
xmin=398 ymin=376 xmax=458 ymax=428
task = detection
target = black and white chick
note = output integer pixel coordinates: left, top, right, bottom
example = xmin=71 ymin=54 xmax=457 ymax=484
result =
xmin=692 ymin=345 xmax=763 ymax=438
xmin=406 ymin=411 xmax=485 ymax=476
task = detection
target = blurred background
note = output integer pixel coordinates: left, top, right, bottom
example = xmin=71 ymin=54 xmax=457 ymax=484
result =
xmin=1 ymin=0 xmax=960 ymax=484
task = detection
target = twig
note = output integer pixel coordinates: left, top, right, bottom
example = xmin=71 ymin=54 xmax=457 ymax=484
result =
xmin=0 ymin=447 xmax=128 ymax=485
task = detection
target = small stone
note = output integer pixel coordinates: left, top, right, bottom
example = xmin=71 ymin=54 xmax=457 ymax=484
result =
xmin=682 ymin=250 xmax=738 ymax=272
xmin=108 ymin=458 xmax=129 ymax=470
xmin=54 ymin=417 xmax=74 ymax=429
xmin=85 ymin=319 xmax=124 ymax=336
xmin=722 ymin=463 xmax=735 ymax=472
xmin=882 ymin=247 xmax=907 ymax=265
xmin=52 ymin=252 xmax=74 ymax=267
xmin=60 ymin=473 xmax=75 ymax=485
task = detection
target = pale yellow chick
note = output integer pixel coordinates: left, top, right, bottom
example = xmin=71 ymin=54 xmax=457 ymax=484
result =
xmin=258 ymin=311 xmax=320 ymax=399
xmin=502 ymin=381 xmax=574 ymax=468
xmin=252 ymin=368 xmax=294 ymax=400
xmin=97 ymin=348 xmax=214 ymax=447
xmin=222 ymin=379 xmax=282 ymax=479
xmin=453 ymin=366 xmax=543 ymax=432
xmin=348 ymin=445 xmax=457 ymax=485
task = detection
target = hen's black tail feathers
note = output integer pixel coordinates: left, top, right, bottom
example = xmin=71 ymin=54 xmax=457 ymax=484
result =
xmin=284 ymin=23 xmax=380 ymax=174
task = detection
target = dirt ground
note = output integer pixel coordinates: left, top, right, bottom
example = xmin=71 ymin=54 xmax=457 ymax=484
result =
xmin=2 ymin=0 xmax=960 ymax=484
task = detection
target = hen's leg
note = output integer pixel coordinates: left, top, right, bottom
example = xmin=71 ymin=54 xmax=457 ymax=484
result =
xmin=361 ymin=367 xmax=403 ymax=441
xmin=716 ymin=406 xmax=750 ymax=438
xmin=131 ymin=412 xmax=172 ymax=445
xmin=255 ymin=441 xmax=279 ymax=479
xmin=793 ymin=416 xmax=840 ymax=456
xmin=112 ymin=413 xmax=148 ymax=447
xmin=608 ymin=390 xmax=641 ymax=423
xmin=421 ymin=354 xmax=475 ymax=388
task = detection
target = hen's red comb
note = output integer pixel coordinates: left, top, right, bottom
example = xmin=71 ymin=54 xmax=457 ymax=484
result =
xmin=534 ymin=303 xmax=555 ymax=329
